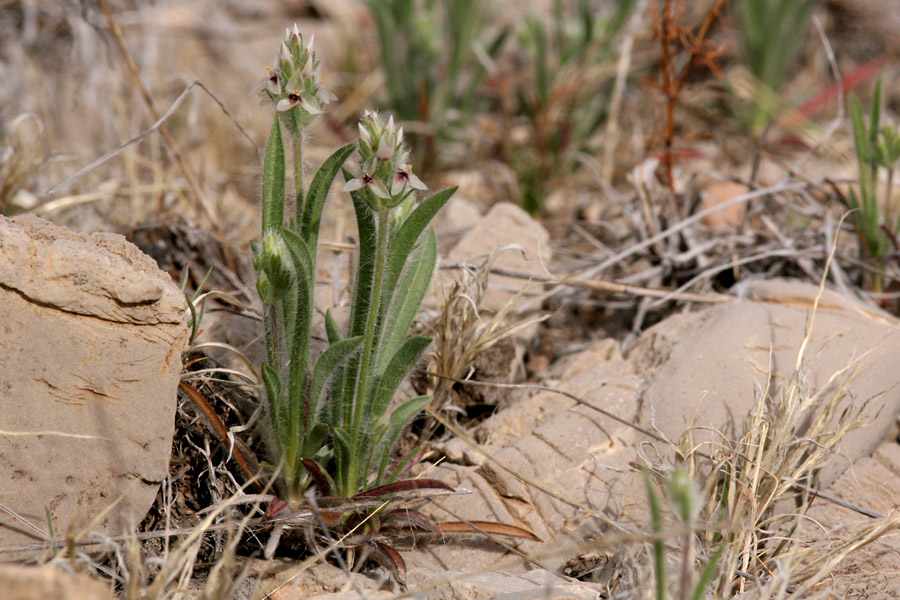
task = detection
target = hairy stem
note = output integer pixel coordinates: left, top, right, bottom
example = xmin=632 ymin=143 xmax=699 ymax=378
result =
xmin=293 ymin=130 xmax=305 ymax=226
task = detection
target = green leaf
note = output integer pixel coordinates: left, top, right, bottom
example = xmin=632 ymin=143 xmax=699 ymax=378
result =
xmin=300 ymin=422 xmax=330 ymax=459
xmin=310 ymin=335 xmax=364 ymax=423
xmin=371 ymin=335 xmax=432 ymax=420
xmin=262 ymin=116 xmax=286 ymax=232
xmin=643 ymin=470 xmax=666 ymax=600
xmin=261 ymin=363 xmax=284 ymax=445
xmin=373 ymin=395 xmax=431 ymax=484
xmin=377 ymin=228 xmax=437 ymax=374
xmin=382 ymin=187 xmax=456 ymax=313
xmin=325 ymin=310 xmax=342 ymax=344
xmin=301 ymin=143 xmax=357 ymax=251
xmin=692 ymin=539 xmax=726 ymax=600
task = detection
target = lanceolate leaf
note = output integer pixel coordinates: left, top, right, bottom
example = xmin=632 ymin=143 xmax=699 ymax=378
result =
xmin=301 ymin=457 xmax=332 ymax=497
xmin=261 ymin=363 xmax=285 ymax=446
xmin=376 ymin=229 xmax=437 ymax=375
xmin=262 ymin=116 xmax=286 ymax=232
xmin=382 ymin=187 xmax=456 ymax=302
xmin=309 ymin=335 xmax=364 ymax=422
xmin=373 ymin=541 xmax=406 ymax=581
xmin=372 ymin=396 xmax=431 ymax=479
xmin=353 ymin=478 xmax=454 ymax=499
xmin=370 ymin=336 xmax=432 ymax=420
xmin=301 ymin=143 xmax=356 ymax=252
xmin=435 ymin=521 xmax=542 ymax=542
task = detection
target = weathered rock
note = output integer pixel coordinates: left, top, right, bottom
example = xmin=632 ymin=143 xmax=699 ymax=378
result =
xmin=0 ymin=564 xmax=114 ymax=600
xmin=443 ymin=202 xmax=552 ymax=314
xmin=0 ymin=215 xmax=188 ymax=552
xmin=389 ymin=279 xmax=900 ymax=587
xmin=797 ymin=440 xmax=900 ymax=600
xmin=630 ymin=278 xmax=900 ymax=489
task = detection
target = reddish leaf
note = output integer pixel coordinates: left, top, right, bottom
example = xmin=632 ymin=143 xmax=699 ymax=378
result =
xmin=382 ymin=508 xmax=438 ymax=533
xmin=266 ymin=497 xmax=288 ymax=518
xmin=179 ymin=381 xmax=266 ymax=493
xmin=353 ymin=479 xmax=454 ymax=499
xmin=301 ymin=458 xmax=332 ymax=497
xmin=373 ymin=541 xmax=407 ymax=582
xmin=436 ymin=520 xmax=542 ymax=542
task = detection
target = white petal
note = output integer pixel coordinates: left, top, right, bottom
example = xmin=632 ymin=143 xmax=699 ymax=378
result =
xmin=276 ymin=97 xmax=297 ymax=112
xmin=306 ymin=33 xmax=315 ymax=52
xmin=280 ymin=43 xmax=291 ymax=62
xmin=387 ymin=115 xmax=395 ymax=131
xmin=299 ymin=94 xmax=321 ymax=114
xmin=343 ymin=179 xmax=365 ymax=192
xmin=391 ymin=179 xmax=406 ymax=196
xmin=376 ymin=136 xmax=393 ymax=160
xmin=407 ymin=172 xmax=428 ymax=190
xmin=371 ymin=180 xmax=391 ymax=199
xmin=266 ymin=76 xmax=280 ymax=95
xmin=359 ymin=123 xmax=371 ymax=143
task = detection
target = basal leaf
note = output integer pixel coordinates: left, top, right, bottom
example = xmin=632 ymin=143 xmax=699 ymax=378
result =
xmin=435 ymin=521 xmax=542 ymax=542
xmin=310 ymin=335 xmax=364 ymax=423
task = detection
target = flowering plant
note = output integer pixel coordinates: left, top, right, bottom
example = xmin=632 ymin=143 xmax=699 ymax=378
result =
xmin=253 ymin=27 xmax=455 ymax=503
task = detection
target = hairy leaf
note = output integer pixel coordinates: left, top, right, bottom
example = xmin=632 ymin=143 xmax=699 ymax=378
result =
xmin=435 ymin=520 xmax=542 ymax=542
xmin=370 ymin=335 xmax=432 ymax=420
xmin=353 ymin=477 xmax=454 ymax=499
xmin=310 ymin=335 xmax=364 ymax=423
xmin=261 ymin=117 xmax=285 ymax=231
xmin=301 ymin=143 xmax=357 ymax=251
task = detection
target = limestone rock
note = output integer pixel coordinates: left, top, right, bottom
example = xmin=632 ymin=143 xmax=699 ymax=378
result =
xmin=0 ymin=565 xmax=114 ymax=600
xmin=443 ymin=202 xmax=552 ymax=314
xmin=0 ymin=215 xmax=189 ymax=552
xmin=630 ymin=278 xmax=900 ymax=489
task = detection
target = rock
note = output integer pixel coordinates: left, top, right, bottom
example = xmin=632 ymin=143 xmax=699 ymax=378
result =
xmin=630 ymin=278 xmax=900 ymax=489
xmin=0 ymin=565 xmax=114 ymax=600
xmin=0 ymin=215 xmax=188 ymax=552
xmin=389 ymin=279 xmax=900 ymax=588
xmin=797 ymin=440 xmax=900 ymax=599
xmin=444 ymin=202 xmax=552 ymax=314
xmin=698 ymin=180 xmax=748 ymax=232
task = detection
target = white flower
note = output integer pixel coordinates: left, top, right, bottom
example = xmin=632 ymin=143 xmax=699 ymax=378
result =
xmin=276 ymin=89 xmax=321 ymax=114
xmin=343 ymin=172 xmax=390 ymax=199
xmin=252 ymin=66 xmax=281 ymax=96
xmin=391 ymin=164 xmax=427 ymax=196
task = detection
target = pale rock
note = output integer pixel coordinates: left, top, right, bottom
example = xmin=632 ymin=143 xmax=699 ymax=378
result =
xmin=0 ymin=565 xmax=114 ymax=600
xmin=698 ymin=180 xmax=748 ymax=232
xmin=444 ymin=202 xmax=552 ymax=314
xmin=0 ymin=215 xmax=188 ymax=552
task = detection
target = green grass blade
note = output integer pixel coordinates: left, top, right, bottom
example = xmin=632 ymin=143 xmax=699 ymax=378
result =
xmin=692 ymin=539 xmax=727 ymax=600
xmin=643 ymin=470 xmax=666 ymax=600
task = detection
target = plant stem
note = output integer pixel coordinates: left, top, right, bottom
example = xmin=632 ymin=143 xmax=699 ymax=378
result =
xmin=293 ymin=131 xmax=305 ymax=226
xmin=349 ymin=207 xmax=391 ymax=494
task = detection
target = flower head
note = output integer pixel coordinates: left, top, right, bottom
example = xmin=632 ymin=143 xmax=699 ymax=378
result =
xmin=345 ymin=112 xmax=427 ymax=210
xmin=256 ymin=24 xmax=333 ymax=128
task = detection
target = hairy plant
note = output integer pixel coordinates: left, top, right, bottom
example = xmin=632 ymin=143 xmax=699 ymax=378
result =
xmin=252 ymin=26 xmax=456 ymax=503
xmin=736 ymin=0 xmax=818 ymax=135
xmin=847 ymin=76 xmax=900 ymax=292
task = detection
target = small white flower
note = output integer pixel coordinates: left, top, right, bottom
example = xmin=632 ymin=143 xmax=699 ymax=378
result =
xmin=252 ymin=66 xmax=281 ymax=96
xmin=276 ymin=89 xmax=321 ymax=114
xmin=392 ymin=164 xmax=427 ymax=195
xmin=343 ymin=172 xmax=390 ymax=199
